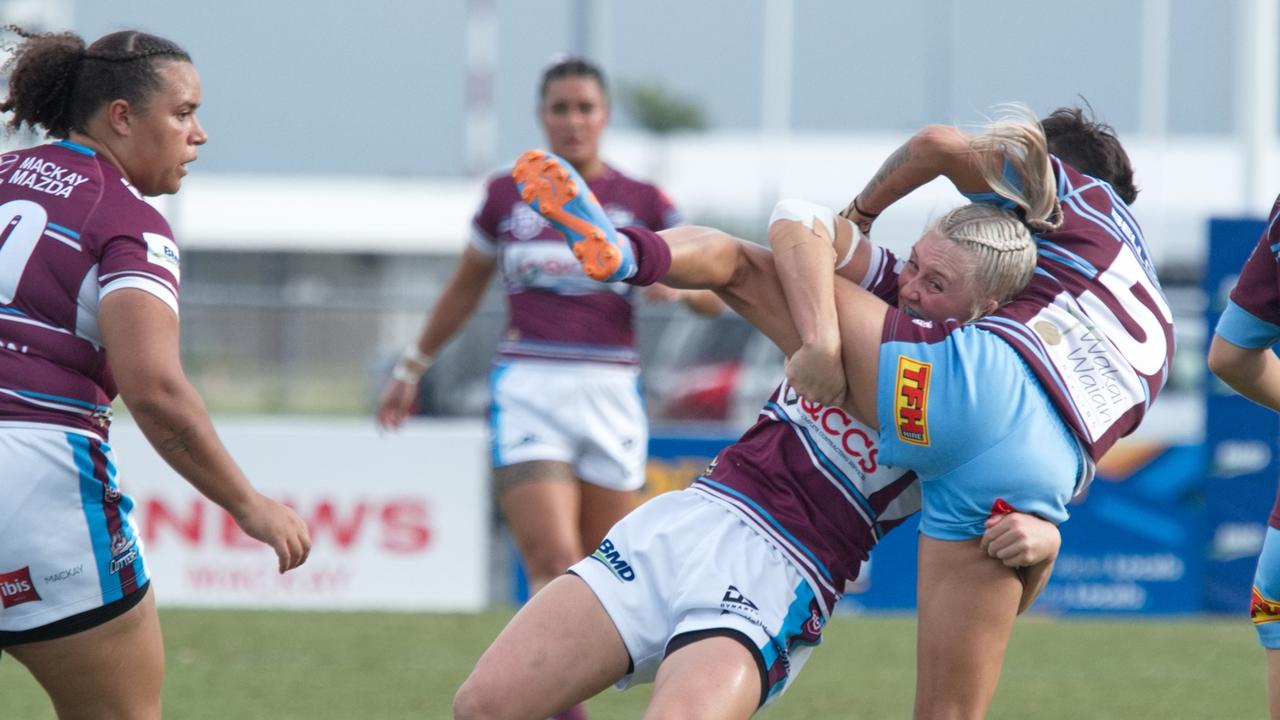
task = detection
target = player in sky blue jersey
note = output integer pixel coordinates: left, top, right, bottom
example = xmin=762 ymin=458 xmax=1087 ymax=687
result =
xmin=470 ymin=104 xmax=1160 ymax=719
xmin=455 ymin=195 xmax=1060 ymax=719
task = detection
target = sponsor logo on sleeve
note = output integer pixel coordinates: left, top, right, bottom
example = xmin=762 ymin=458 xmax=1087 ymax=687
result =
xmin=0 ymin=566 xmax=42 ymax=608
xmin=143 ymin=232 xmax=181 ymax=281
xmin=894 ymin=356 xmax=931 ymax=446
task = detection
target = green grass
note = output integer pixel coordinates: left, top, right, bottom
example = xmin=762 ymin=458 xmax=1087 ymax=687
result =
xmin=1 ymin=610 xmax=1265 ymax=719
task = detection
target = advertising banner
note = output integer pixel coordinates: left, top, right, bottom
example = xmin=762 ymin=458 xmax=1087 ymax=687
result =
xmin=1203 ymin=217 xmax=1280 ymax=613
xmin=111 ymin=418 xmax=490 ymax=611
xmin=646 ymin=432 xmax=1205 ymax=615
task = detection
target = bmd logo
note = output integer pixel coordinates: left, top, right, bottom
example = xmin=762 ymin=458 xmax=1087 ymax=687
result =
xmin=591 ymin=538 xmax=636 ymax=582
xmin=0 ymin=566 xmax=41 ymax=608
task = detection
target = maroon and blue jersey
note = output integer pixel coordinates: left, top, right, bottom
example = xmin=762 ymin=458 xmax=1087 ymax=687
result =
xmin=1217 ymin=195 xmax=1280 ymax=350
xmin=966 ymin=157 xmax=1175 ymax=462
xmin=1214 ymin=194 xmax=1280 ymax=529
xmin=0 ymin=141 xmax=181 ymax=439
xmin=692 ymin=275 xmax=919 ymax=616
xmin=472 ymin=163 xmax=681 ymax=366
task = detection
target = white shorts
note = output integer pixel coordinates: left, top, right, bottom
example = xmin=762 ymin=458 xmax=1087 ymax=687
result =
xmin=0 ymin=424 xmax=149 ymax=634
xmin=569 ymin=490 xmax=825 ymax=708
xmin=489 ymin=360 xmax=647 ymax=491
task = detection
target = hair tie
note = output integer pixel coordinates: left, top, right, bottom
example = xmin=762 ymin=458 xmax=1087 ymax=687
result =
xmin=852 ymin=195 xmax=880 ymax=219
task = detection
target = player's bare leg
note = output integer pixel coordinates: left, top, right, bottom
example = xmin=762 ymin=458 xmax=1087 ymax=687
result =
xmin=655 ymin=226 xmax=748 ymax=291
xmin=914 ymin=537 xmax=1022 ymax=720
xmin=1266 ymin=649 xmax=1280 ymax=720
xmin=454 ymin=574 xmax=630 ymax=720
xmin=7 ymin=588 xmax=164 ymax=720
xmin=646 ymin=636 xmax=761 ymax=720
xmin=576 ymin=481 xmax=642 ymax=560
xmin=496 ymin=460 xmax=583 ymax=595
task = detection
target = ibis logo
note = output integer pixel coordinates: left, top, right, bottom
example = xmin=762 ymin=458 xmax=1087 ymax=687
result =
xmin=0 ymin=566 xmax=40 ymax=608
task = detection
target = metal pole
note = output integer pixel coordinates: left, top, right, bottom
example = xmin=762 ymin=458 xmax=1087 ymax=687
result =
xmin=757 ymin=0 xmax=794 ymax=217
xmin=1237 ymin=0 xmax=1278 ymax=211
xmin=761 ymin=0 xmax=794 ymax=136
xmin=1138 ymin=0 xmax=1170 ymax=139
xmin=464 ymin=0 xmax=498 ymax=177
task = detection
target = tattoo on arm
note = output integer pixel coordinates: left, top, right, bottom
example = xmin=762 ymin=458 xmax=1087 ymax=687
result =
xmin=862 ymin=142 xmax=920 ymax=204
xmin=157 ymin=424 xmax=196 ymax=456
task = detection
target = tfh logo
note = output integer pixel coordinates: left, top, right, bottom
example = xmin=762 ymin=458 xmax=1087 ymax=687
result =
xmin=894 ymin=357 xmax=931 ymax=446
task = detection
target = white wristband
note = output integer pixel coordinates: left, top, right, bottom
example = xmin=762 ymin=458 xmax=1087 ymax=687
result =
xmin=401 ymin=345 xmax=432 ymax=368
xmin=391 ymin=362 xmax=423 ymax=384
xmin=392 ymin=346 xmax=433 ymax=384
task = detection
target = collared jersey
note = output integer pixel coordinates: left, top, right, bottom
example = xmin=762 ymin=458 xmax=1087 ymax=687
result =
xmin=471 ymin=163 xmax=681 ymax=366
xmin=0 ymin=141 xmax=180 ymax=438
xmin=965 ymin=157 xmax=1175 ymax=461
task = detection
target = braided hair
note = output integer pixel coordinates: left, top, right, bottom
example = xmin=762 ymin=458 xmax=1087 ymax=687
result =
xmin=929 ymin=203 xmax=1037 ymax=321
xmin=0 ymin=26 xmax=191 ymax=139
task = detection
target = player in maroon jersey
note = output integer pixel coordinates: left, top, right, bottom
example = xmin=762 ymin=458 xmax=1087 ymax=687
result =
xmin=1208 ymin=194 xmax=1280 ymax=719
xmin=377 ymin=57 xmax=718 ymax=720
xmin=453 ymin=198 xmax=1060 ymax=720
xmin=0 ymin=27 xmax=310 ymax=719
xmin=481 ymin=104 xmax=1158 ymax=718
xmin=817 ymin=106 xmax=1165 ymax=717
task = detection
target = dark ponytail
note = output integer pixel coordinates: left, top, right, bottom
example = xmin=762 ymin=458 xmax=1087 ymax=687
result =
xmin=1 ymin=26 xmax=191 ymax=139
xmin=0 ymin=26 xmax=84 ymax=138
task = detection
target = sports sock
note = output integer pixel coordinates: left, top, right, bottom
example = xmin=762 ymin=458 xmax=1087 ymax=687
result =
xmin=617 ymin=226 xmax=671 ymax=286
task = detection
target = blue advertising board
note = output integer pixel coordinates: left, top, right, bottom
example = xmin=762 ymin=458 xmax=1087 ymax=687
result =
xmin=842 ymin=443 xmax=1205 ymax=615
xmin=639 ymin=432 xmax=1205 ymax=615
xmin=1203 ymin=217 xmax=1280 ymax=613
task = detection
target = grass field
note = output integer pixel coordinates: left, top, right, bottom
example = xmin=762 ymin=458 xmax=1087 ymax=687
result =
xmin=1 ymin=609 xmax=1265 ymax=719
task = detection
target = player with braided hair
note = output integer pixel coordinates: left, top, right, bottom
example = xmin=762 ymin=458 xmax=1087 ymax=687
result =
xmin=0 ymin=26 xmax=310 ymax=718
xmin=455 ymin=178 xmax=1064 ymax=717
xmin=777 ymin=103 xmax=1170 ymax=718
xmin=460 ymin=103 xmax=1166 ymax=719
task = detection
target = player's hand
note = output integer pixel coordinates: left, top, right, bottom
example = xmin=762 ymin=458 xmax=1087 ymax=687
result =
xmin=785 ymin=342 xmax=847 ymax=407
xmin=232 ymin=492 xmax=311 ymax=573
xmin=980 ymin=512 xmax=1060 ymax=567
xmin=839 ymin=198 xmax=876 ymax=237
xmin=376 ymin=378 xmax=418 ymax=431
